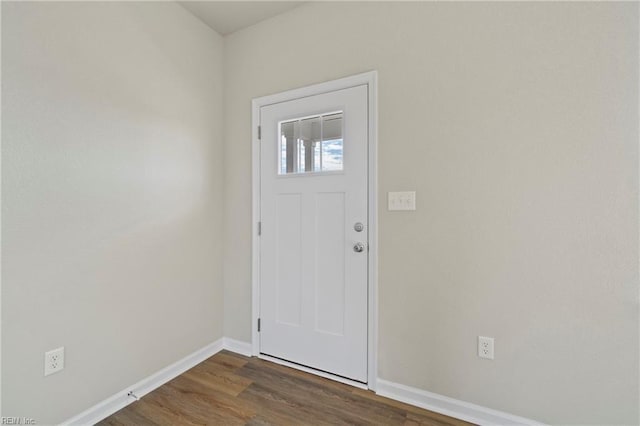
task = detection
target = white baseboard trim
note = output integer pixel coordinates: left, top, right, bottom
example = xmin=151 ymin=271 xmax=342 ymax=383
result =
xmin=61 ymin=338 xmax=544 ymax=426
xmin=223 ymin=337 xmax=252 ymax=357
xmin=376 ymin=379 xmax=546 ymax=426
xmin=62 ymin=338 xmax=225 ymax=426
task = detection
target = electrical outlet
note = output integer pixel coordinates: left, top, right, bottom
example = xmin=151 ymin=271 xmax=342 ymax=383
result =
xmin=478 ymin=336 xmax=494 ymax=360
xmin=44 ymin=347 xmax=65 ymax=376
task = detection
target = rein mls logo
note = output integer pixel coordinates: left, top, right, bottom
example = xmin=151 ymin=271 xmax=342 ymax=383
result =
xmin=1 ymin=418 xmax=35 ymax=425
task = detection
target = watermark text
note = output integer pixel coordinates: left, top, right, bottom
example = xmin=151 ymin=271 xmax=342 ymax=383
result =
xmin=1 ymin=418 xmax=36 ymax=425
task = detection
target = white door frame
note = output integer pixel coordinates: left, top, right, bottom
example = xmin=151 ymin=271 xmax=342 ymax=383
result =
xmin=251 ymin=71 xmax=378 ymax=390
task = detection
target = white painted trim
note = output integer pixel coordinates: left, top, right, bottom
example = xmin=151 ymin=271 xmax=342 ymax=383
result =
xmin=223 ymin=337 xmax=253 ymax=357
xmin=251 ymin=70 xmax=379 ymax=390
xmin=59 ymin=336 xmax=546 ymax=426
xmin=251 ymin=93 xmax=261 ymax=357
xmin=376 ymin=379 xmax=547 ymax=426
xmin=366 ymin=71 xmax=379 ymax=391
xmin=0 ymin=2 xmax=4 ymax=415
xmin=62 ymin=338 xmax=225 ymax=426
xmin=258 ymin=354 xmax=368 ymax=390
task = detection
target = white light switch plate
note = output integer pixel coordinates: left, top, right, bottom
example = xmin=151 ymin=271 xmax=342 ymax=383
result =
xmin=388 ymin=191 xmax=416 ymax=211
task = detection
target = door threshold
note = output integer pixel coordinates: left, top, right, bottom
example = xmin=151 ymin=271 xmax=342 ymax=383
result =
xmin=258 ymin=354 xmax=369 ymax=390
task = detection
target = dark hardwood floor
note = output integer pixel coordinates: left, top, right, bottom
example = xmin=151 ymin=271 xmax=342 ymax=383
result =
xmin=98 ymin=350 xmax=473 ymax=426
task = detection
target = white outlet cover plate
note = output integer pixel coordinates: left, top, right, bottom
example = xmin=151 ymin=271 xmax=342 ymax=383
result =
xmin=388 ymin=191 xmax=416 ymax=211
xmin=478 ymin=336 xmax=494 ymax=360
xmin=44 ymin=346 xmax=65 ymax=376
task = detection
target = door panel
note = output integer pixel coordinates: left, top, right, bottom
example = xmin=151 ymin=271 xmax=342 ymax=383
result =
xmin=260 ymin=84 xmax=368 ymax=382
xmin=315 ymin=191 xmax=346 ymax=336
xmin=275 ymin=193 xmax=302 ymax=326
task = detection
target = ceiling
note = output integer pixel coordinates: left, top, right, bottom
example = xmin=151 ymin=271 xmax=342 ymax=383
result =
xmin=178 ymin=2 xmax=304 ymax=36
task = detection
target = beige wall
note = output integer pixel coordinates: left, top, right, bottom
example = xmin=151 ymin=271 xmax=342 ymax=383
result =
xmin=223 ymin=2 xmax=639 ymax=424
xmin=2 ymin=2 xmax=224 ymax=423
xmin=3 ymin=2 xmax=638 ymax=424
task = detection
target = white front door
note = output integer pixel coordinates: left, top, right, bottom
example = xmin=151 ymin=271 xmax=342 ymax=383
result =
xmin=259 ymin=85 xmax=368 ymax=382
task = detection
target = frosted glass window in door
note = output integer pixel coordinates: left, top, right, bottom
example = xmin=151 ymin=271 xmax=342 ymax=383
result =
xmin=279 ymin=112 xmax=343 ymax=174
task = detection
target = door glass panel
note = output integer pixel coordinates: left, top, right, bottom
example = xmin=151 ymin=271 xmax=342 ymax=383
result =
xmin=279 ymin=111 xmax=343 ymax=174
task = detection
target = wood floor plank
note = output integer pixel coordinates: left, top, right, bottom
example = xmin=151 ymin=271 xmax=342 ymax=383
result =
xmin=404 ymin=411 xmax=460 ymax=426
xmin=97 ymin=400 xmax=165 ymax=426
xmin=219 ymin=350 xmax=252 ymax=362
xmin=354 ymin=390 xmax=470 ymax=425
xmin=167 ymin=375 xmax=255 ymax=423
xmin=99 ymin=352 xmax=475 ymax=426
xmin=248 ymin=356 xmax=458 ymax=424
xmin=236 ymin=361 xmax=408 ymax=425
xmin=182 ymin=366 xmax=253 ymax=397
xmin=129 ymin=397 xmax=203 ymax=426
xmin=206 ymin=352 xmax=249 ymax=370
xmin=238 ymin=382 xmax=358 ymax=426
xmin=249 ymin=357 xmax=364 ymax=397
xmin=249 ymin=360 xmax=416 ymax=424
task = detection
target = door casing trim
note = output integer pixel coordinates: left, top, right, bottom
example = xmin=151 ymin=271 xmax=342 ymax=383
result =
xmin=251 ymin=71 xmax=378 ymax=390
